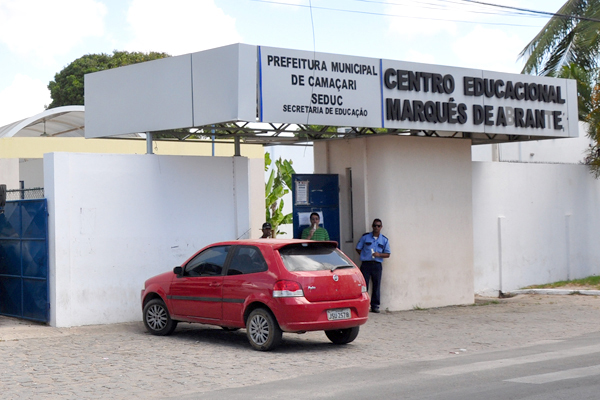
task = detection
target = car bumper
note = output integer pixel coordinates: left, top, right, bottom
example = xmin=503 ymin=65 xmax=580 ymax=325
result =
xmin=271 ymin=294 xmax=370 ymax=332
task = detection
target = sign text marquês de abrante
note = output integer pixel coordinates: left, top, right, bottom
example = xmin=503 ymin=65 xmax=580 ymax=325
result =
xmin=384 ymin=68 xmax=566 ymax=130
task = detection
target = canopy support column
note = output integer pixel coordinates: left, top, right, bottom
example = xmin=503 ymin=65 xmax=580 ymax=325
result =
xmin=146 ymin=132 xmax=153 ymax=155
xmin=234 ymin=136 xmax=241 ymax=156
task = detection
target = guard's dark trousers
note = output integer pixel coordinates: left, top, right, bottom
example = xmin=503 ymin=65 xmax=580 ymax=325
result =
xmin=360 ymin=261 xmax=382 ymax=309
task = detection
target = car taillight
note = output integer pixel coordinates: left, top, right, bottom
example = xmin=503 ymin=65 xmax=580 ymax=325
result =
xmin=273 ymin=280 xmax=304 ymax=298
xmin=361 ymin=285 xmax=367 ymax=293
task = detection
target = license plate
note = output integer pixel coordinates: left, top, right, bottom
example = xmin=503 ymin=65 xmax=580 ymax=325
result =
xmin=327 ymin=308 xmax=351 ymax=321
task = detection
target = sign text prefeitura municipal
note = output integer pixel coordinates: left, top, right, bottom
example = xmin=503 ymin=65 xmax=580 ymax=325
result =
xmin=258 ymin=46 xmax=578 ymax=138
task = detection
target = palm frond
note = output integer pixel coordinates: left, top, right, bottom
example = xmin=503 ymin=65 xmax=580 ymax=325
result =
xmin=520 ymin=0 xmax=592 ymax=75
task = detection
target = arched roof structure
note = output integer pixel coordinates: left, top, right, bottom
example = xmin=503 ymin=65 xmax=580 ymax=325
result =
xmin=0 ymin=105 xmax=144 ymax=140
xmin=0 ymin=105 xmax=295 ymax=145
xmin=0 ymin=106 xmax=85 ymax=138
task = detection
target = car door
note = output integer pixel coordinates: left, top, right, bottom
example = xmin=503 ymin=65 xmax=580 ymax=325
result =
xmin=169 ymin=245 xmax=231 ymax=321
xmin=221 ymin=245 xmax=271 ymax=324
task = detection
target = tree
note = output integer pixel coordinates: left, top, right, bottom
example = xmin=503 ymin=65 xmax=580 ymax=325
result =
xmin=520 ymin=0 xmax=600 ymax=176
xmin=265 ymin=153 xmax=295 ymax=237
xmin=47 ymin=51 xmax=170 ymax=109
xmin=520 ymin=1 xmax=600 ymax=76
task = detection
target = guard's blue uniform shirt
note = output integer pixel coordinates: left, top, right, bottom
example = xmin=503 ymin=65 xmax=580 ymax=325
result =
xmin=356 ymin=232 xmax=390 ymax=263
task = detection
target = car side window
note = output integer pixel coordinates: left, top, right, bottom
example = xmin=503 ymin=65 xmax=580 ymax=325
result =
xmin=227 ymin=246 xmax=268 ymax=275
xmin=184 ymin=246 xmax=230 ymax=277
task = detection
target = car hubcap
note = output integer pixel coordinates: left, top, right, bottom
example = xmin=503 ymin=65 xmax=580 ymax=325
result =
xmin=249 ymin=314 xmax=269 ymax=345
xmin=147 ymin=304 xmax=167 ymax=330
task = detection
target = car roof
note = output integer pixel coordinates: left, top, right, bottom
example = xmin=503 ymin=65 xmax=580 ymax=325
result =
xmin=210 ymin=239 xmax=339 ymax=251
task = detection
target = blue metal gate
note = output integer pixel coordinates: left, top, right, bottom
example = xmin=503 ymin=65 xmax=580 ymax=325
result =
xmin=0 ymin=199 xmax=49 ymax=322
xmin=292 ymin=174 xmax=340 ymax=245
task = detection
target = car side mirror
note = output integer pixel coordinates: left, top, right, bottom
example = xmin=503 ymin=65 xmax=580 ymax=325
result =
xmin=173 ymin=266 xmax=183 ymax=276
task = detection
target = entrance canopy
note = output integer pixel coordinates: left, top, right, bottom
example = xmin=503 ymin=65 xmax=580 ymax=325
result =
xmin=0 ymin=106 xmax=85 ymax=138
xmin=85 ymin=44 xmax=578 ymax=145
xmin=0 ymin=105 xmax=143 ymax=139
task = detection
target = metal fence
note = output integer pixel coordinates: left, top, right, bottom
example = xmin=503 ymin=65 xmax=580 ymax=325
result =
xmin=6 ymin=188 xmax=44 ymax=200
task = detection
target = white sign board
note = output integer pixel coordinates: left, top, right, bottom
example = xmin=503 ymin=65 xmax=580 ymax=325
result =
xmin=258 ymin=46 xmax=578 ymax=138
xmin=294 ymin=180 xmax=309 ymax=205
xmin=85 ymin=44 xmax=256 ymax=138
xmin=259 ymin=46 xmax=381 ymax=127
xmin=84 ymin=44 xmax=578 ymax=139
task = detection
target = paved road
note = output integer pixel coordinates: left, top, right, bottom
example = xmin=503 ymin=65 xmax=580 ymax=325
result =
xmin=1 ymin=294 xmax=600 ymax=399
xmin=188 ymin=331 xmax=600 ymax=399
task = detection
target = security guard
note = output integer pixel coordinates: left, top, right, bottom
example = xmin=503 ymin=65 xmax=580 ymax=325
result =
xmin=356 ymin=218 xmax=390 ymax=313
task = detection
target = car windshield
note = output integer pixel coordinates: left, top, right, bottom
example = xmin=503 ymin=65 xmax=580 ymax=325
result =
xmin=279 ymin=243 xmax=354 ymax=272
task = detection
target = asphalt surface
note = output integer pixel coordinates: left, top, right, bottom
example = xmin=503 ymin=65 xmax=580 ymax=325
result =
xmin=1 ymin=293 xmax=600 ymax=399
xmin=182 ymin=331 xmax=600 ymax=400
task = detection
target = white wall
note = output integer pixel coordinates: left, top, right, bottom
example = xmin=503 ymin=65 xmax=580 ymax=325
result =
xmin=472 ymin=122 xmax=591 ymax=164
xmin=472 ymin=161 xmax=600 ymax=295
xmin=303 ymin=133 xmax=600 ymax=304
xmin=315 ymin=136 xmax=474 ymax=311
xmin=44 ymin=152 xmax=264 ymax=327
xmin=19 ymin=158 xmax=44 ymax=188
xmin=266 ymin=145 xmax=314 ymax=175
xmin=37 ymin=139 xmax=600 ymax=326
xmin=0 ymin=158 xmax=19 ymax=189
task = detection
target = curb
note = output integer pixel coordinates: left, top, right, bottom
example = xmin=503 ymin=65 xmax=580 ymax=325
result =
xmin=509 ymin=289 xmax=600 ymax=296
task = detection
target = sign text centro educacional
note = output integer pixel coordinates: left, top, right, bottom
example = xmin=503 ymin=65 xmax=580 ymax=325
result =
xmin=258 ymin=46 xmax=577 ymax=137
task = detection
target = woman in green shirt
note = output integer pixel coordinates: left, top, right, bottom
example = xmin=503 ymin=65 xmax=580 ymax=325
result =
xmin=301 ymin=212 xmax=330 ymax=241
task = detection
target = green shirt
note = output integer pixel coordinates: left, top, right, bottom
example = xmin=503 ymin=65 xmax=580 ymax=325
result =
xmin=301 ymin=227 xmax=330 ymax=241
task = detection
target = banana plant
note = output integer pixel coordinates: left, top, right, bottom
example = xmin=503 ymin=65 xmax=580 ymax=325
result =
xmin=265 ymin=153 xmax=295 ymax=237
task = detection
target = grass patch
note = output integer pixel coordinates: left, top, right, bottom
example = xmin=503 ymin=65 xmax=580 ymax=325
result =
xmin=471 ymin=300 xmax=500 ymax=306
xmin=523 ymin=275 xmax=600 ymax=290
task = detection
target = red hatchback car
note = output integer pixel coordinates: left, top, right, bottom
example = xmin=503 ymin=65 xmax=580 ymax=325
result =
xmin=141 ymin=239 xmax=370 ymax=351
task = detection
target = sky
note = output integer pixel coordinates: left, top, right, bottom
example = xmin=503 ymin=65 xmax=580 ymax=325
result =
xmin=0 ymin=0 xmax=568 ymax=127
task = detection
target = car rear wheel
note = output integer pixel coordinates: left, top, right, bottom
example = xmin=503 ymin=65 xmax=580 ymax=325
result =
xmin=143 ymin=298 xmax=178 ymax=336
xmin=246 ymin=308 xmax=282 ymax=351
xmin=325 ymin=326 xmax=360 ymax=345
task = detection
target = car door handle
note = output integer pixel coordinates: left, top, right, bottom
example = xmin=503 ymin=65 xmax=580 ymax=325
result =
xmin=209 ymin=282 xmax=222 ymax=287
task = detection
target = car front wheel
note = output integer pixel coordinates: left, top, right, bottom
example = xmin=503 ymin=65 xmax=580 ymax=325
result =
xmin=143 ymin=298 xmax=178 ymax=336
xmin=246 ymin=308 xmax=282 ymax=351
xmin=325 ymin=326 xmax=360 ymax=345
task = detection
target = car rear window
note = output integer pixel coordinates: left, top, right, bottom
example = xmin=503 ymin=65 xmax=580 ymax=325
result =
xmin=279 ymin=243 xmax=354 ymax=272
